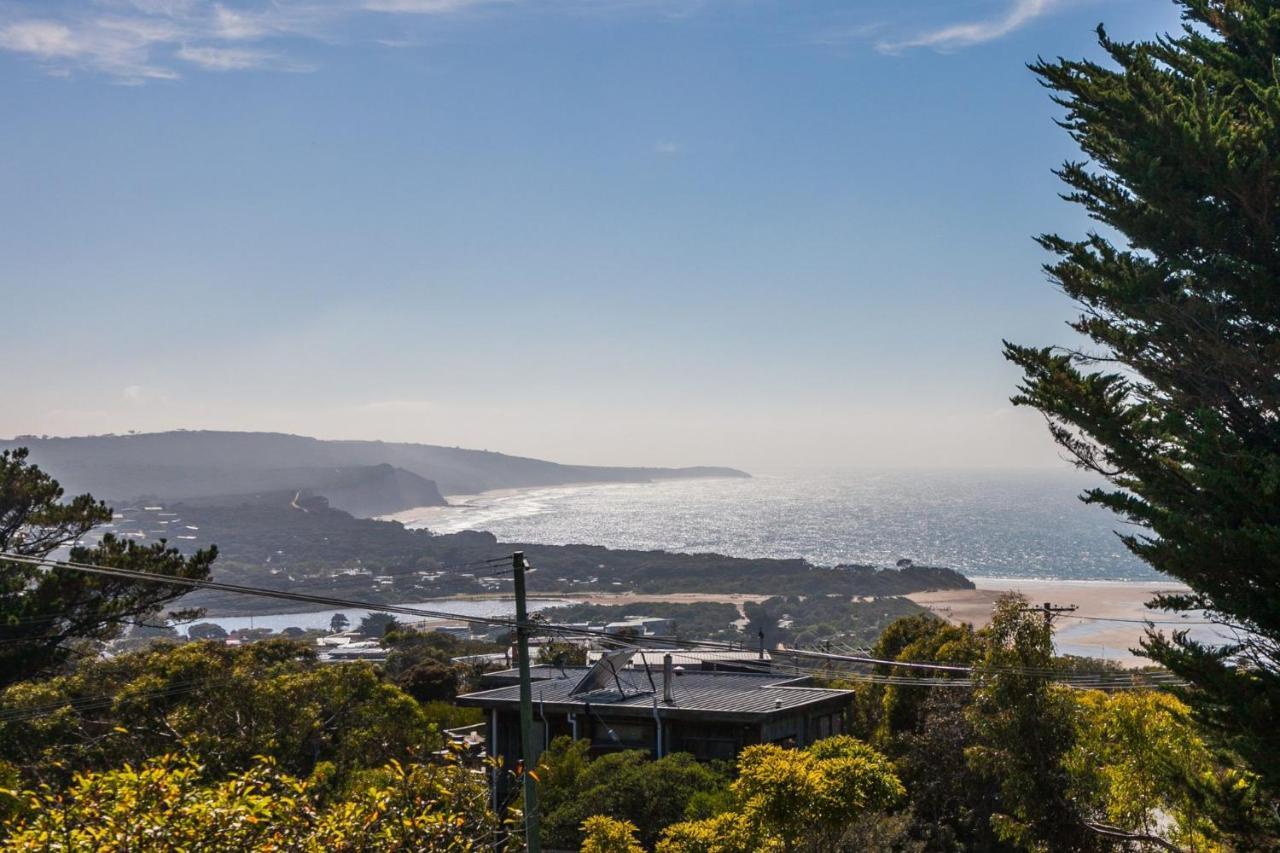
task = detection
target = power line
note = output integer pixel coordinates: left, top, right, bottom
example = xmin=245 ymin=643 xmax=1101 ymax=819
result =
xmin=1059 ymin=613 xmax=1223 ymax=627
xmin=0 ymin=552 xmax=524 ymax=634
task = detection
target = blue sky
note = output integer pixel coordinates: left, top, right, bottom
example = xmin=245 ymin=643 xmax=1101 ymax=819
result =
xmin=0 ymin=0 xmax=1180 ymax=470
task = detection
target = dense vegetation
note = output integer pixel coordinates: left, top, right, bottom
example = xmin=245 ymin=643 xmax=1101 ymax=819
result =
xmin=0 ymin=640 xmax=443 ymax=792
xmin=542 ymin=600 xmax=1271 ymax=852
xmin=2 ymin=752 xmax=512 ymax=851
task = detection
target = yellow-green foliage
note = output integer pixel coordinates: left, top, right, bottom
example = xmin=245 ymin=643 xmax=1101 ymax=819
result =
xmin=0 ymin=640 xmax=439 ymax=791
xmin=580 ymin=815 xmax=645 ymax=853
xmin=654 ymin=811 xmax=763 ymax=853
xmin=0 ymin=751 xmax=511 ymax=852
xmin=1066 ymin=689 xmax=1258 ymax=852
xmin=656 ymin=735 xmax=902 ymax=852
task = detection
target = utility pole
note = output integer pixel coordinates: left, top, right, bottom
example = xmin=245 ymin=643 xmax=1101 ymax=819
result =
xmin=512 ymin=551 xmax=541 ymax=853
xmin=1020 ymin=601 xmax=1078 ymax=626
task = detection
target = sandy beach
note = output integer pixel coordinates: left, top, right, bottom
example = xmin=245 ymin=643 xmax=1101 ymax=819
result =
xmin=906 ymin=578 xmax=1217 ymax=666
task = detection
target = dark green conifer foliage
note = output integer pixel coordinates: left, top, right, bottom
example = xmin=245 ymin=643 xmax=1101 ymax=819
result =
xmin=0 ymin=448 xmax=216 ymax=687
xmin=1005 ymin=0 xmax=1280 ymax=800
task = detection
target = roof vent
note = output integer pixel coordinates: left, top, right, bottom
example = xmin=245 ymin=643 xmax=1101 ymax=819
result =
xmin=774 ymin=699 xmax=783 ymax=709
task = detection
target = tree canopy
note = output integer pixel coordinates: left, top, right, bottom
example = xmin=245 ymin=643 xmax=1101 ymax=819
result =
xmin=657 ymin=735 xmax=903 ymax=853
xmin=0 ymin=449 xmax=217 ymax=689
xmin=0 ymin=639 xmax=439 ymax=791
xmin=1 ymin=751 xmax=513 ymax=852
xmin=1004 ymin=0 xmax=1280 ymax=806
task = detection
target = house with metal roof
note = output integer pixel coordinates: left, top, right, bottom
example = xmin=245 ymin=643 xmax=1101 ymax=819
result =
xmin=455 ymin=652 xmax=854 ymax=784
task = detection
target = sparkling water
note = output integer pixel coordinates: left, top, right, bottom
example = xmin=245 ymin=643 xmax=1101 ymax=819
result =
xmin=405 ymin=468 xmax=1157 ymax=581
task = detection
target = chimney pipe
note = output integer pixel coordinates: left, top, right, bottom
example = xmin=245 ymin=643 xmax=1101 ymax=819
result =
xmin=663 ymin=654 xmax=674 ymax=704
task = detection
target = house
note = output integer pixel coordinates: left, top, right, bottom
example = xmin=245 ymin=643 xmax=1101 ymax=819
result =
xmin=318 ymin=640 xmax=386 ymax=662
xmin=455 ymin=653 xmax=854 ymax=798
xmin=602 ymin=616 xmax=673 ymax=636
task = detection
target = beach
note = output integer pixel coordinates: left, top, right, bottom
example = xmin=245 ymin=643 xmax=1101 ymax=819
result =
xmin=906 ymin=578 xmax=1216 ymax=665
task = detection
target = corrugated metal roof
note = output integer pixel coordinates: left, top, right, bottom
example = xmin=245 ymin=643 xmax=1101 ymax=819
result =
xmin=585 ymin=649 xmax=772 ymax=666
xmin=457 ymin=666 xmax=852 ymax=719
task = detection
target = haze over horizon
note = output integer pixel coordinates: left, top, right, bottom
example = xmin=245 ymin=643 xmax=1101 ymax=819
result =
xmin=1 ymin=0 xmax=1178 ymax=471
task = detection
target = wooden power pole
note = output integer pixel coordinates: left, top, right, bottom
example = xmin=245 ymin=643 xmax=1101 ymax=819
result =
xmin=512 ymin=551 xmax=541 ymax=853
xmin=1021 ymin=601 xmax=1078 ymax=626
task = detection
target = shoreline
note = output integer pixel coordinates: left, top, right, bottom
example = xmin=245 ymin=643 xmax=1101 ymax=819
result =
xmin=371 ymin=484 xmax=1192 ymax=665
xmin=380 ymin=482 xmax=646 ymax=533
xmin=905 ymin=578 xmax=1215 ymax=666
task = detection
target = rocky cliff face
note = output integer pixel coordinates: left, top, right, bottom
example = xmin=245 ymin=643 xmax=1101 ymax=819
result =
xmin=300 ymin=464 xmax=446 ymax=517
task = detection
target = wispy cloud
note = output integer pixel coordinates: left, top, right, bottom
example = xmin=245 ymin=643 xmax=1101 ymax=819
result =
xmin=810 ymin=21 xmax=885 ymax=48
xmin=876 ymin=0 xmax=1064 ymax=54
xmin=362 ymin=0 xmax=507 ymax=12
xmin=0 ymin=16 xmax=182 ymax=81
xmin=653 ymin=140 xmax=682 ymax=156
xmin=0 ymin=3 xmax=306 ymax=81
xmin=0 ymin=0 xmax=710 ymax=82
xmin=176 ymin=44 xmax=313 ymax=72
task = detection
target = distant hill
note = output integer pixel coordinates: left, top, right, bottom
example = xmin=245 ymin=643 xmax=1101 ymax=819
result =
xmin=0 ymin=431 xmax=748 ymax=516
xmin=160 ymin=464 xmax=448 ymax=519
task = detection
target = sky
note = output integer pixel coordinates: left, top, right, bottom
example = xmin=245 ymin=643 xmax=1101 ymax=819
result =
xmin=0 ymin=0 xmax=1183 ymax=471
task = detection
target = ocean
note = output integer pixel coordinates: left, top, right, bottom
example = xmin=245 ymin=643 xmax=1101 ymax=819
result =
xmin=393 ymin=468 xmax=1158 ymax=582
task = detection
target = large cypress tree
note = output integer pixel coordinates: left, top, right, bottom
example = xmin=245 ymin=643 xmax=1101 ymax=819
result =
xmin=1005 ymin=0 xmax=1280 ymax=800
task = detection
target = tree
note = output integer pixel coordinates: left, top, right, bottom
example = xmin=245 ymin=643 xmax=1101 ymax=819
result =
xmin=330 ymin=612 xmax=350 ymax=633
xmin=396 ymin=661 xmax=460 ymax=704
xmin=659 ymin=735 xmax=903 ymax=853
xmin=538 ymin=738 xmax=731 ymax=850
xmin=1003 ymin=0 xmax=1280 ymax=804
xmin=357 ymin=612 xmax=399 ymax=638
xmin=581 ymin=816 xmax=646 ymax=853
xmin=1065 ymin=688 xmax=1263 ymax=851
xmin=0 ymin=639 xmax=440 ymax=790
xmin=966 ymin=596 xmax=1097 ymax=851
xmin=894 ymin=691 xmax=1010 ymax=852
xmin=0 ymin=449 xmax=217 ymax=689
xmin=1 ymin=750 xmax=514 ymax=851
xmin=186 ymin=622 xmax=228 ymax=641
xmin=853 ymin=613 xmax=980 ymax=745
xmin=537 ymin=638 xmax=588 ymax=667
xmin=656 ymin=811 xmax=762 ymax=853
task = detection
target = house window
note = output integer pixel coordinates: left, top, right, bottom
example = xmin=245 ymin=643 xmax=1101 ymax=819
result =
xmin=678 ymin=736 xmax=738 ymax=761
xmin=590 ymin=720 xmax=652 ymax=749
